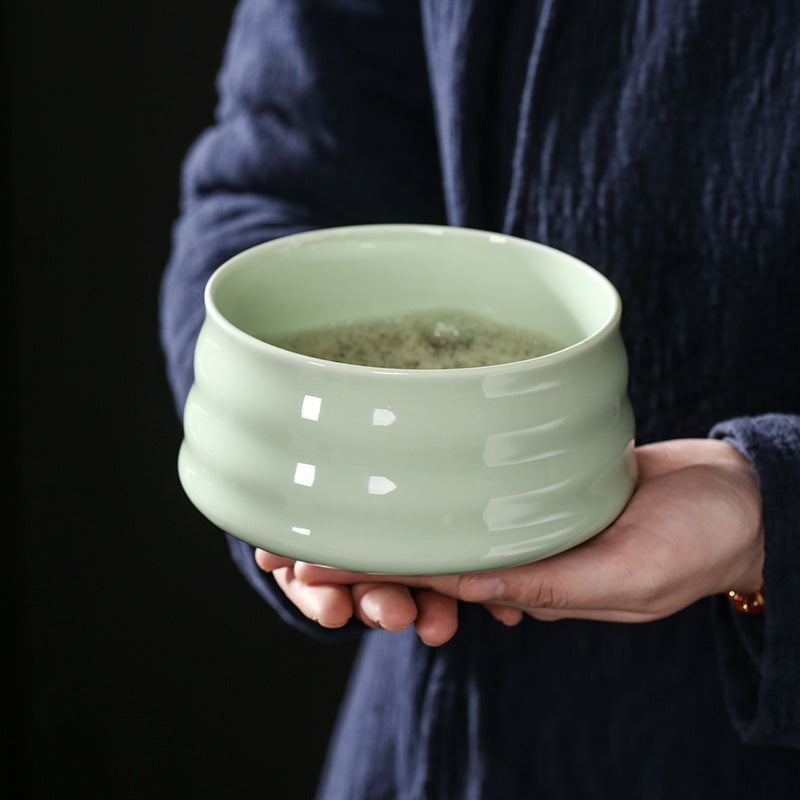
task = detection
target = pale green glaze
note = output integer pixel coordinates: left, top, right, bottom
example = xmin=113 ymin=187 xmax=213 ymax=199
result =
xmin=179 ymin=225 xmax=636 ymax=574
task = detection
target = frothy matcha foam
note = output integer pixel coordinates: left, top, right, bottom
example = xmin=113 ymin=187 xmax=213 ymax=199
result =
xmin=265 ymin=309 xmax=562 ymax=369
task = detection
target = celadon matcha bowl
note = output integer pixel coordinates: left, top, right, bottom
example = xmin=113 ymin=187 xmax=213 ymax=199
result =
xmin=178 ymin=225 xmax=636 ymax=574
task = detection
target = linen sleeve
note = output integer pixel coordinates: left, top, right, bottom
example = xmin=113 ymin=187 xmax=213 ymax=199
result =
xmin=709 ymin=413 xmax=800 ymax=748
xmin=159 ymin=0 xmax=444 ymax=639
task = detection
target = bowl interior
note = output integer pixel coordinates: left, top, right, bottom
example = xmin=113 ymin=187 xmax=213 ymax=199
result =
xmin=208 ymin=226 xmax=618 ymax=357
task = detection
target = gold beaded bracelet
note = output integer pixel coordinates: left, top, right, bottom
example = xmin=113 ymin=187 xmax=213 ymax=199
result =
xmin=727 ymin=585 xmax=765 ymax=615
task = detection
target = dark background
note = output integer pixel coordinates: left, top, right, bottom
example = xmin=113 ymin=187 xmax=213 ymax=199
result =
xmin=8 ymin=3 xmax=357 ymax=796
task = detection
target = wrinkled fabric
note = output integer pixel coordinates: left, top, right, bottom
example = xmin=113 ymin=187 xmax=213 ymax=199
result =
xmin=160 ymin=1 xmax=800 ymax=796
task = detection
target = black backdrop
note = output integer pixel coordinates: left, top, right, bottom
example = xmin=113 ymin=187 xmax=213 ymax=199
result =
xmin=9 ymin=3 xmax=357 ymax=796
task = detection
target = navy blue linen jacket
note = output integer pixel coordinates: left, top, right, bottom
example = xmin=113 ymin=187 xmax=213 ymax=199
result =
xmin=161 ymin=2 xmax=800 ymax=797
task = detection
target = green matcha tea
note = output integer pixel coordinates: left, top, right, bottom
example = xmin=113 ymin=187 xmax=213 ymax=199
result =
xmin=264 ymin=309 xmax=563 ymax=369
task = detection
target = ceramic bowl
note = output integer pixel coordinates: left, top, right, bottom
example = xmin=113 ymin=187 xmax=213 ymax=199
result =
xmin=178 ymin=225 xmax=636 ymax=574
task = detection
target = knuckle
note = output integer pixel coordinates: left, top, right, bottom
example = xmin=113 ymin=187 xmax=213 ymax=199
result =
xmin=520 ymin=580 xmax=563 ymax=609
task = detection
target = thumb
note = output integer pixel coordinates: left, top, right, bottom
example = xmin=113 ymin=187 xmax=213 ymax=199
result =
xmin=449 ymin=524 xmax=636 ymax=616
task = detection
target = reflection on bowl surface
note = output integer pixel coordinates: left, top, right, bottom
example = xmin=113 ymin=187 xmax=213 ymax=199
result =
xmin=179 ymin=224 xmax=636 ymax=574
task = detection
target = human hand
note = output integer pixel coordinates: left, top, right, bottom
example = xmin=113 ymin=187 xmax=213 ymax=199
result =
xmin=256 ymin=439 xmax=764 ymax=642
xmin=254 ymin=548 xmax=466 ymax=645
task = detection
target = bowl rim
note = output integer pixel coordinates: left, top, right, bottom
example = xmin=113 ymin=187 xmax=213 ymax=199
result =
xmin=203 ymin=223 xmax=623 ymax=377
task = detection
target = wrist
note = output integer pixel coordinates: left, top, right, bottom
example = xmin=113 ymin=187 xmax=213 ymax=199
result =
xmin=717 ymin=441 xmax=765 ymax=598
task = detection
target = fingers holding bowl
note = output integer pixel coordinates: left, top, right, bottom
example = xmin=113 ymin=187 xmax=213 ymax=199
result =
xmin=254 ymin=549 xmax=297 ymax=572
xmin=350 ymin=582 xmax=418 ymax=631
xmin=272 ymin=564 xmax=355 ymax=629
